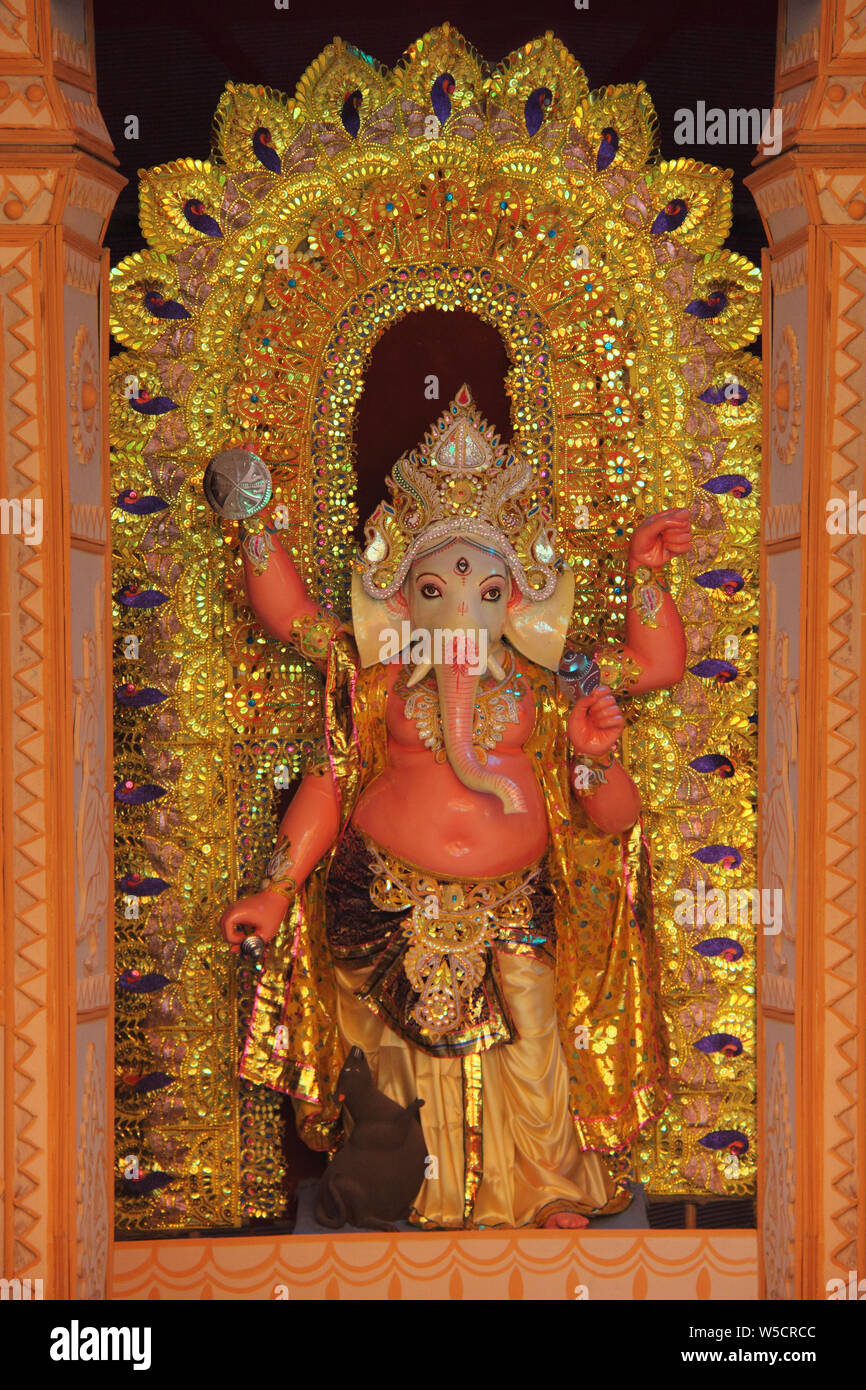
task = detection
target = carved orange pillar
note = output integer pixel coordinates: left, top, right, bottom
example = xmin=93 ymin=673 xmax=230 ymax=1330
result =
xmin=0 ymin=0 xmax=122 ymax=1298
xmin=748 ymin=0 xmax=866 ymax=1301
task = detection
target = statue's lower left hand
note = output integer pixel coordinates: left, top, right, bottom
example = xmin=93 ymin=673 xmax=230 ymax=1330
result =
xmin=220 ymin=889 xmax=291 ymax=955
xmin=567 ymin=685 xmax=625 ymax=758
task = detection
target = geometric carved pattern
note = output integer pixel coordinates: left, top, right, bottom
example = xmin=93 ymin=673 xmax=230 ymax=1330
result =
xmin=823 ymin=244 xmax=866 ymax=1275
xmin=771 ymin=326 xmax=801 ymax=466
xmin=816 ymin=83 xmax=866 ymax=131
xmin=762 ymin=581 xmax=797 ymax=972
xmin=0 ymin=1 xmax=37 ymax=60
xmin=752 ymin=172 xmax=804 ymax=219
xmin=70 ymin=324 xmax=99 ymax=467
xmin=763 ymin=503 xmax=801 ymax=544
xmin=0 ymin=243 xmax=49 ymax=1278
xmin=0 ymin=76 xmax=52 ymax=130
xmin=778 ymin=87 xmax=812 ymax=142
xmin=815 ymin=170 xmax=866 ymax=225
xmin=72 ymin=600 xmax=111 ymax=976
xmin=76 ymin=1043 xmax=108 ymax=1300
xmin=778 ymin=28 xmax=819 ymax=75
xmin=64 ymin=246 xmax=100 ymax=296
xmin=839 ymin=0 xmax=866 ymax=55
xmin=58 ymin=88 xmax=112 ymax=150
xmin=0 ymin=169 xmax=58 ymax=224
xmin=770 ymin=248 xmax=808 ymax=295
xmin=761 ymin=972 xmax=795 ymax=1013
xmin=762 ymin=1041 xmax=794 ymax=1299
xmin=52 ymin=25 xmax=91 ymax=74
xmin=70 ymin=502 xmax=107 ymax=542
xmin=68 ymin=173 xmax=116 ymax=224
xmin=76 ymin=974 xmax=111 ymax=1012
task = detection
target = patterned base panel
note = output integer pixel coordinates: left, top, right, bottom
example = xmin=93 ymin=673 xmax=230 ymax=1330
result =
xmin=111 ymin=1230 xmax=757 ymax=1301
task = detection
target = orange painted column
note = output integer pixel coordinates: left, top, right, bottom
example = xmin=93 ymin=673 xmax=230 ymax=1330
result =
xmin=747 ymin=0 xmax=866 ymax=1301
xmin=0 ymin=0 xmax=122 ymax=1299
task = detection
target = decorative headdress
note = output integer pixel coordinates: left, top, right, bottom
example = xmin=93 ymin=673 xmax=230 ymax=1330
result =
xmin=351 ymin=385 xmax=574 ymax=670
xmin=358 ymin=384 xmax=560 ymax=600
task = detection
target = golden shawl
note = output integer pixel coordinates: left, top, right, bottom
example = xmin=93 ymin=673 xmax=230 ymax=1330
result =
xmin=240 ymin=632 xmax=670 ymax=1153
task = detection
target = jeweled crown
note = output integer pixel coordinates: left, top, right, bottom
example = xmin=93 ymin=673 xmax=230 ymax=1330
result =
xmin=359 ymin=385 xmax=561 ymax=601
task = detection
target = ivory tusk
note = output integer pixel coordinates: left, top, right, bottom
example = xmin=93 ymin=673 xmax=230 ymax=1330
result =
xmin=406 ymin=660 xmax=433 ymax=688
xmin=486 ymin=653 xmax=507 ymax=682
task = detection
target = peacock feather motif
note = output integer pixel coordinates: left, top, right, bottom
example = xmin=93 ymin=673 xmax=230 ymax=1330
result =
xmin=110 ymin=24 xmax=760 ymax=1229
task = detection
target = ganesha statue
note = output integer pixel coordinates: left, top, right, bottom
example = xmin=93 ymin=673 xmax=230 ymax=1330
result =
xmin=216 ymin=386 xmax=692 ymax=1230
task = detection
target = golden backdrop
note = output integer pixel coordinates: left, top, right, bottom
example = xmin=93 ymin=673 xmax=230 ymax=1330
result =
xmin=108 ymin=25 xmax=759 ymax=1229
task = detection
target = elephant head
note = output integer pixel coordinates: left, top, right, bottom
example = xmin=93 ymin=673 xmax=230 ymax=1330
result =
xmin=350 ymin=385 xmax=573 ymax=814
xmin=352 ymin=534 xmax=573 ymax=814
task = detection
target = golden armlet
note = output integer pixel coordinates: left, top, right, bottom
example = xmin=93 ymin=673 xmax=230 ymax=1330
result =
xmin=260 ymin=843 xmax=297 ymax=900
xmin=627 ymin=564 xmax=668 ymax=628
xmin=289 ymin=609 xmax=342 ymax=664
xmin=240 ymin=517 xmax=276 ymax=574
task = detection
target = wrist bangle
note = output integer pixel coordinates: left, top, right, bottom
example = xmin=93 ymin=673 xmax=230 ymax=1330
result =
xmin=290 ymin=609 xmax=342 ymax=664
xmin=260 ymin=875 xmax=296 ymax=901
xmin=589 ymin=751 xmax=616 ymax=769
xmin=239 ymin=512 xmax=269 ymax=536
xmin=572 ymin=751 xmax=615 ymax=795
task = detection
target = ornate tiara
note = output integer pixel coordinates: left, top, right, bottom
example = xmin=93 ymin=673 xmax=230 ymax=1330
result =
xmin=358 ymin=385 xmax=561 ymax=601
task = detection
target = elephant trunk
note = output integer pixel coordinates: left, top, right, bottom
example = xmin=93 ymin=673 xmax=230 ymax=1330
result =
xmin=433 ymin=659 xmax=526 ymax=815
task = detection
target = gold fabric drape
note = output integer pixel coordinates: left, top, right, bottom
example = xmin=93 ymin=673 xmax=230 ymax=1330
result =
xmin=336 ymin=952 xmax=620 ymax=1227
xmin=520 ymin=662 xmax=671 ymax=1151
xmin=240 ymin=633 xmax=670 ymax=1172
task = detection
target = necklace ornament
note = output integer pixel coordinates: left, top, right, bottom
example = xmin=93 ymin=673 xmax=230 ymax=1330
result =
xmin=398 ymin=652 xmax=523 ymax=761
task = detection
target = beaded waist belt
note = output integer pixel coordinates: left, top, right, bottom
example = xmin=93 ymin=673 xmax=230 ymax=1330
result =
xmin=352 ymin=831 xmax=546 ymax=1054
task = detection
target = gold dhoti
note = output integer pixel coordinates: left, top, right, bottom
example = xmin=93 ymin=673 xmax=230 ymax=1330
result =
xmin=337 ymin=952 xmax=617 ymax=1227
xmin=327 ymin=826 xmax=619 ymax=1227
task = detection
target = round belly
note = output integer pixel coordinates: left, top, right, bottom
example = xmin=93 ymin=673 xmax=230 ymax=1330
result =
xmin=352 ymin=752 xmax=549 ymax=878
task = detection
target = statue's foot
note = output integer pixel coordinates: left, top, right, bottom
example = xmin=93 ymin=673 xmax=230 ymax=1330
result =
xmin=542 ymin=1210 xmax=589 ymax=1229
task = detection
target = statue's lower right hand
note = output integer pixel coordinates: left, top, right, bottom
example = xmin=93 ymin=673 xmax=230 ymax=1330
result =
xmin=220 ymin=889 xmax=291 ymax=955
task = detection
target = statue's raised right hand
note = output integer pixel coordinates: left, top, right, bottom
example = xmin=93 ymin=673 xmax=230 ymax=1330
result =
xmin=220 ymin=889 xmax=291 ymax=955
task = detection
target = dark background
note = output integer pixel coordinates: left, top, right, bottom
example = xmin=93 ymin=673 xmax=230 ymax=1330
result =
xmin=94 ymin=0 xmax=778 ymax=270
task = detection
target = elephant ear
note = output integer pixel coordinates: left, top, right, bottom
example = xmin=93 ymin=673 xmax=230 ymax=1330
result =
xmin=351 ymin=566 xmax=408 ymax=667
xmin=504 ymin=567 xmax=575 ymax=671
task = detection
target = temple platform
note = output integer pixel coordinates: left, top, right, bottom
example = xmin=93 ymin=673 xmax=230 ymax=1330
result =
xmin=111 ymin=1227 xmax=758 ymax=1300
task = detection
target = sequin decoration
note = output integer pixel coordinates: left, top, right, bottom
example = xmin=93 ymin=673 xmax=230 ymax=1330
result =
xmin=110 ymin=24 xmax=759 ymax=1228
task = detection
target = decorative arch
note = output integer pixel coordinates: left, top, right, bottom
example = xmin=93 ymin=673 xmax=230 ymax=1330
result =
xmin=106 ymin=25 xmax=761 ymax=1233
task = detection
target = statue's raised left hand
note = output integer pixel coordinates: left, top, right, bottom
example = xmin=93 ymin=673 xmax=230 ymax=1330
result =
xmin=628 ymin=507 xmax=692 ymax=570
xmin=567 ymin=685 xmax=625 ymax=758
